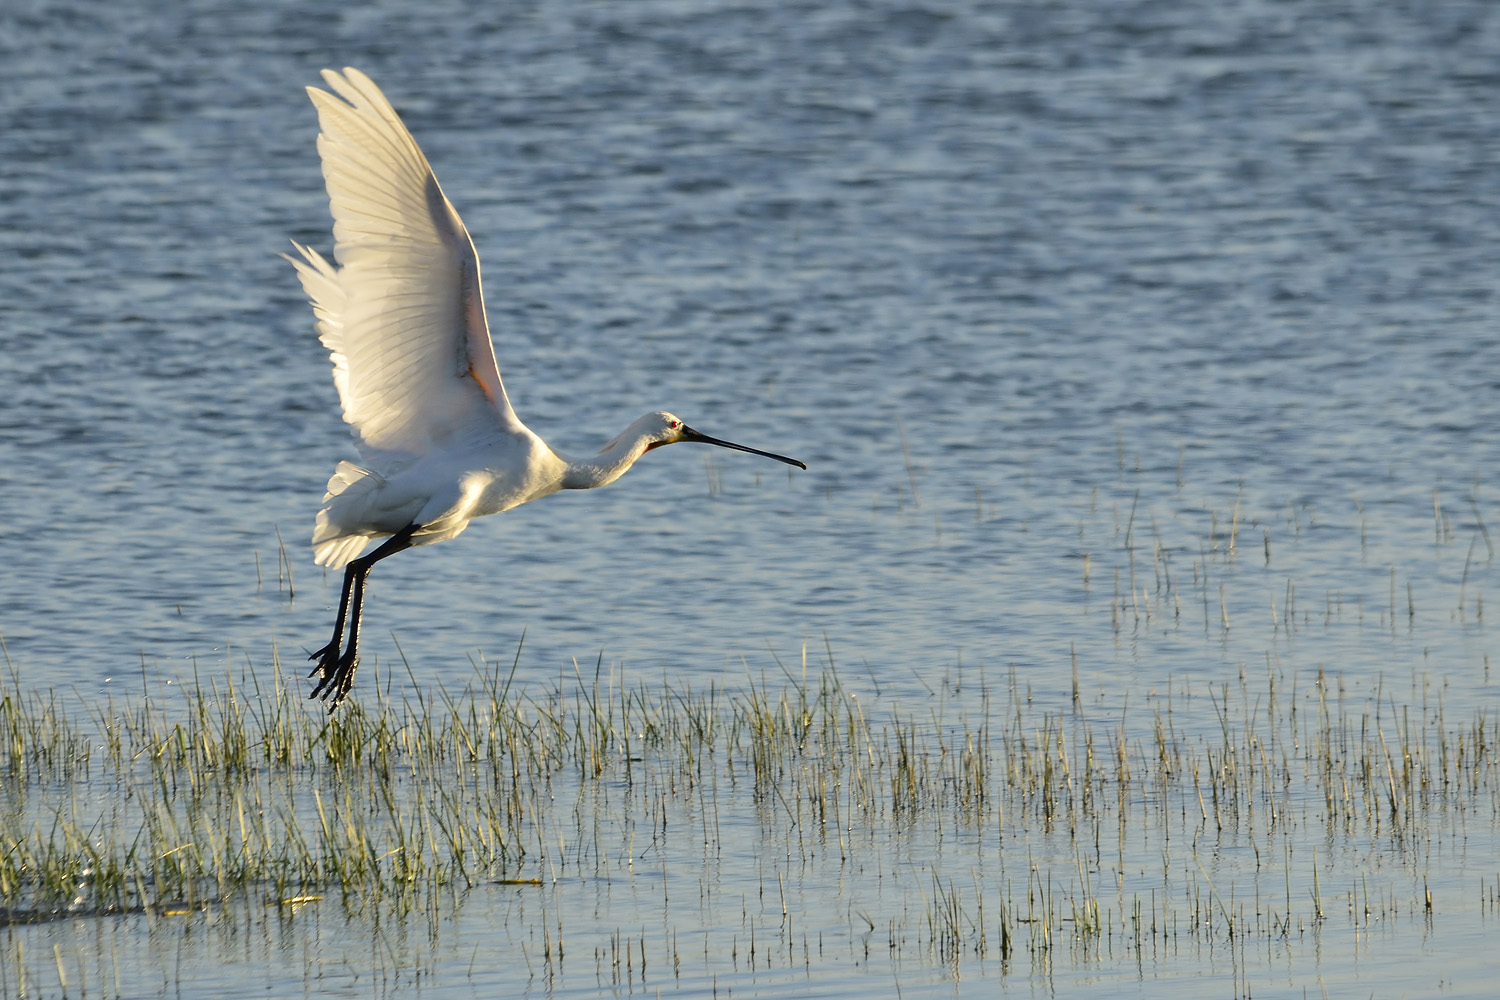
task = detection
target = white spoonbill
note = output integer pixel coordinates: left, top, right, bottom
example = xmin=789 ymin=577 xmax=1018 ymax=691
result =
xmin=286 ymin=68 xmax=806 ymax=711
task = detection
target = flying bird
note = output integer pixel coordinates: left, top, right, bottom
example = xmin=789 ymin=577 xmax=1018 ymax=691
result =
xmin=286 ymin=68 xmax=805 ymax=711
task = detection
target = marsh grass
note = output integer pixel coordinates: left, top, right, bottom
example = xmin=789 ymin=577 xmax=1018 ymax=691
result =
xmin=1 ymin=626 xmax=1495 ymax=995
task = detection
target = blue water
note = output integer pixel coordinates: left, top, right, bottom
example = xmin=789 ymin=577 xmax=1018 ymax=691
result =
xmin=3 ymin=0 xmax=1499 ymax=996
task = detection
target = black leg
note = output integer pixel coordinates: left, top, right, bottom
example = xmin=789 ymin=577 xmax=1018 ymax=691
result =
xmin=309 ymin=524 xmax=417 ymax=711
xmin=307 ymin=559 xmax=366 ymax=705
xmin=308 ymin=562 xmax=360 ymax=682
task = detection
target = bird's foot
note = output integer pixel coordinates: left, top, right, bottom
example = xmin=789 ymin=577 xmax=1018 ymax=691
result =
xmin=308 ymin=643 xmax=359 ymax=712
xmin=308 ymin=638 xmax=339 ymax=668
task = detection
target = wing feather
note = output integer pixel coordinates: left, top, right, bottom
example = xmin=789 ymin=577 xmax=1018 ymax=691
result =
xmin=287 ymin=67 xmax=521 ymax=465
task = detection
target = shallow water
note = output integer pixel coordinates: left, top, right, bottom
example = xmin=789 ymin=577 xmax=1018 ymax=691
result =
xmin=3 ymin=0 xmax=1500 ymax=996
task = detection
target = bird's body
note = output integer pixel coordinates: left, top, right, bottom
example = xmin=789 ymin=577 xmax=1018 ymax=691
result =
xmin=311 ymin=411 xmax=690 ymax=566
xmin=287 ymin=68 xmax=804 ymax=709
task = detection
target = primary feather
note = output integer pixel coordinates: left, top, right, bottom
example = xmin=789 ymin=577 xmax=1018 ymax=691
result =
xmin=285 ymin=67 xmax=521 ymax=467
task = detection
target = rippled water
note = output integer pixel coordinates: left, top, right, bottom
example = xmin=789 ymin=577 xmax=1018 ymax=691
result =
xmin=3 ymin=0 xmax=1500 ymax=996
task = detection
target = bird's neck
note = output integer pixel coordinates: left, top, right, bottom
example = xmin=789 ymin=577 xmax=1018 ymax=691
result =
xmin=560 ymin=434 xmax=649 ymax=490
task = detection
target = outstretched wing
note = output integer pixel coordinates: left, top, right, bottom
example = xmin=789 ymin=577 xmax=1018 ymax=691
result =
xmin=286 ymin=67 xmax=523 ymax=464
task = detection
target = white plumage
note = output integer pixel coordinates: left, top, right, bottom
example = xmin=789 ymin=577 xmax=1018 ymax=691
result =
xmin=285 ymin=68 xmax=805 ymax=709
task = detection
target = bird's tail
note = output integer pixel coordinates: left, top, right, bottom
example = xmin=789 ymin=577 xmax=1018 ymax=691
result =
xmin=312 ymin=461 xmax=385 ymax=568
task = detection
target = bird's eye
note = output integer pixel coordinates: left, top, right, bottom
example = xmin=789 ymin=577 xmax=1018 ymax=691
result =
xmin=669 ymin=420 xmax=680 ymax=429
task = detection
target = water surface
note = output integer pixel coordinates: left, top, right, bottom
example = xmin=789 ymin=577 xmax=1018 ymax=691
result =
xmin=2 ymin=0 xmax=1499 ymax=996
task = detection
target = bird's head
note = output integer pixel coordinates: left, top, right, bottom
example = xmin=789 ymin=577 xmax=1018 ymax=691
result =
xmin=638 ymin=411 xmax=806 ymax=469
xmin=639 ymin=411 xmax=690 ymax=450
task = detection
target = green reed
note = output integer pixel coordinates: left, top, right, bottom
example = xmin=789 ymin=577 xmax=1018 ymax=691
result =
xmin=0 ymin=634 xmax=1495 ymax=984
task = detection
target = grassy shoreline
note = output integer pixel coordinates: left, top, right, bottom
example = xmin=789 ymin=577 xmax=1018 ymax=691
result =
xmin=3 ymin=644 xmax=1494 ymax=974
